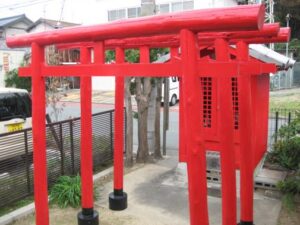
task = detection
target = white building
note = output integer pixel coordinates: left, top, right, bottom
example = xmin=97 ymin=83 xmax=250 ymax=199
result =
xmin=0 ymin=14 xmax=33 ymax=88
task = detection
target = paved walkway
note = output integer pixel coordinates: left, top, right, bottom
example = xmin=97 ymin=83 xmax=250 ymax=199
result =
xmin=60 ymin=89 xmax=115 ymax=104
xmin=95 ymin=150 xmax=281 ymax=225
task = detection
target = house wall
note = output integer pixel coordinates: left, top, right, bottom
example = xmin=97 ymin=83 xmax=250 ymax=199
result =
xmin=0 ymin=21 xmax=31 ymax=88
xmin=0 ymin=50 xmax=26 ymax=88
xmin=28 ymin=23 xmax=55 ymax=33
xmin=3 ymin=22 xmax=29 ymax=37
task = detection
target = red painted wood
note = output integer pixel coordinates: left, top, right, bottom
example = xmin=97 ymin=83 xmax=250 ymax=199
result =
xmin=180 ymin=29 xmax=209 ymax=225
xmin=94 ymin=41 xmax=105 ymax=64
xmin=253 ymin=74 xmax=270 ymax=167
xmin=55 ymin=23 xmax=280 ymax=50
xmin=114 ymin=47 xmax=125 ymax=190
xmin=228 ymin=27 xmax=290 ymax=44
xmin=31 ymin=42 xmax=49 ymax=225
xmin=18 ymin=61 xmax=276 ymax=78
xmin=6 ymin=4 xmax=265 ymax=48
xmin=80 ymin=47 xmax=94 ymax=209
xmin=237 ymin=41 xmax=254 ymax=222
xmin=41 ymin=63 xmax=182 ymax=77
xmin=215 ymin=38 xmax=237 ymax=225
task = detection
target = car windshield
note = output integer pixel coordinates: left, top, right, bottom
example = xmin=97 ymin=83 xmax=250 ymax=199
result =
xmin=0 ymin=92 xmax=32 ymax=122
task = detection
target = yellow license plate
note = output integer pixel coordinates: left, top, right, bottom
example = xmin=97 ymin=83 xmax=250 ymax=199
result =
xmin=7 ymin=123 xmax=23 ymax=132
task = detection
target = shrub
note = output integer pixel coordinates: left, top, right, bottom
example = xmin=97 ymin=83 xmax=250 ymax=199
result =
xmin=5 ymin=68 xmax=31 ymax=92
xmin=278 ymin=173 xmax=300 ymax=195
xmin=277 ymin=172 xmax=300 ymax=211
xmin=269 ymin=137 xmax=300 ymax=170
xmin=268 ymin=111 xmax=300 ymax=170
xmin=49 ymin=175 xmax=81 ymax=208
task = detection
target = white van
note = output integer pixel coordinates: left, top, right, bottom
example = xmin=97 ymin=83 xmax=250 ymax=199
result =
xmin=162 ymin=77 xmax=179 ymax=106
xmin=0 ymin=88 xmax=32 ymax=133
xmin=0 ymin=88 xmax=32 ymax=161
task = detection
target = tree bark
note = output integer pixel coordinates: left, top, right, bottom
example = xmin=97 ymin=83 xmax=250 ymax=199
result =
xmin=147 ymin=85 xmax=156 ymax=154
xmin=124 ymin=77 xmax=134 ymax=167
xmin=136 ymin=77 xmax=152 ymax=163
xmin=154 ymin=78 xmax=163 ymax=159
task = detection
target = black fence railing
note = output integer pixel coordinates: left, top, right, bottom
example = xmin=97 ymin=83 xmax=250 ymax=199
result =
xmin=268 ymin=108 xmax=299 ymax=148
xmin=0 ymin=109 xmax=124 ymax=208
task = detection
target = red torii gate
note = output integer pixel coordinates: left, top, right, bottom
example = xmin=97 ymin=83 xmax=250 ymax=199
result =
xmin=6 ymin=4 xmax=290 ymax=225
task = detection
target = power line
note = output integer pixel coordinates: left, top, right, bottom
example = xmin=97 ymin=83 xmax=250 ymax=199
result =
xmin=58 ymin=0 xmax=66 ymax=24
xmin=0 ymin=0 xmax=57 ymax=10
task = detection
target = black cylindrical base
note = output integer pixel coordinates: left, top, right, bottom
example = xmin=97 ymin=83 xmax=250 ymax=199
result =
xmin=238 ymin=221 xmax=254 ymax=225
xmin=109 ymin=190 xmax=127 ymax=211
xmin=77 ymin=208 xmax=99 ymax=225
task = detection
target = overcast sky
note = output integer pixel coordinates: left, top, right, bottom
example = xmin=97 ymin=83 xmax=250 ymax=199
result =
xmin=0 ymin=0 xmax=96 ymax=24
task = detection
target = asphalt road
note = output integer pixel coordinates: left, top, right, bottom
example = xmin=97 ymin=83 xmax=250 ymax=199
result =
xmin=47 ymin=101 xmax=289 ymax=152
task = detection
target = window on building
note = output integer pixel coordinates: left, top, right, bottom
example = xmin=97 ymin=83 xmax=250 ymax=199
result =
xmin=171 ymin=0 xmax=194 ymax=12
xmin=157 ymin=3 xmax=170 ymax=14
xmin=128 ymin=7 xmax=141 ymax=18
xmin=108 ymin=9 xmax=126 ymax=21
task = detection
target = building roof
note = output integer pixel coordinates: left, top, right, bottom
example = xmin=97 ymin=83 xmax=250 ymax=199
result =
xmin=27 ymin=18 xmax=80 ymax=31
xmin=0 ymin=14 xmax=33 ymax=29
xmin=249 ymin=44 xmax=296 ymax=70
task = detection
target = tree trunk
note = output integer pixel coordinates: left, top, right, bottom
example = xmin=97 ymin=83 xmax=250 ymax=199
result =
xmin=136 ymin=77 xmax=152 ymax=163
xmin=125 ymin=77 xmax=134 ymax=167
xmin=154 ymin=78 xmax=163 ymax=159
xmin=147 ymin=85 xmax=156 ymax=154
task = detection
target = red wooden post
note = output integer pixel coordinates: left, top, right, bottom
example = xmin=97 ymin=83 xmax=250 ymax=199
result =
xmin=215 ymin=38 xmax=237 ymax=225
xmin=237 ymin=41 xmax=254 ymax=225
xmin=109 ymin=47 xmax=128 ymax=210
xmin=31 ymin=42 xmax=49 ymax=225
xmin=77 ymin=46 xmax=99 ymax=225
xmin=180 ymin=29 xmax=209 ymax=225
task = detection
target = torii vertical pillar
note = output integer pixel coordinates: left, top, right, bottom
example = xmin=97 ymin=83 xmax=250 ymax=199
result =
xmin=237 ymin=41 xmax=254 ymax=225
xmin=78 ymin=46 xmax=99 ymax=225
xmin=215 ymin=38 xmax=237 ymax=225
xmin=31 ymin=42 xmax=49 ymax=225
xmin=109 ymin=47 xmax=128 ymax=210
xmin=180 ymin=29 xmax=209 ymax=225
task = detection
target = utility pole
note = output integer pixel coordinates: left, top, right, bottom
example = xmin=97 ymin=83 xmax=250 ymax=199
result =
xmin=286 ymin=14 xmax=290 ymax=57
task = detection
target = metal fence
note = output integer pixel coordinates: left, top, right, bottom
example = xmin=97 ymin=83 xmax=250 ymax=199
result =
xmin=0 ymin=109 xmax=123 ymax=208
xmin=268 ymin=108 xmax=299 ymax=148
xmin=270 ymin=63 xmax=300 ymax=91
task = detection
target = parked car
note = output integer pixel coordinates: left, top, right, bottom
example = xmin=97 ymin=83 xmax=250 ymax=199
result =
xmin=0 ymin=88 xmax=32 ymax=161
xmin=162 ymin=77 xmax=180 ymax=106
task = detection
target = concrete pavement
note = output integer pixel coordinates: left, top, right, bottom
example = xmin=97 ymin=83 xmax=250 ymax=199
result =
xmin=95 ymin=150 xmax=281 ymax=225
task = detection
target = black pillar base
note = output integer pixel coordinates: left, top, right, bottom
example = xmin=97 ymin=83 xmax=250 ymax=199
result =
xmin=238 ymin=221 xmax=254 ymax=225
xmin=109 ymin=189 xmax=127 ymax=211
xmin=78 ymin=208 xmax=99 ymax=225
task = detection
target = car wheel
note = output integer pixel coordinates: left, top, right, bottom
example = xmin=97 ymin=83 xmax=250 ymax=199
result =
xmin=170 ymin=94 xmax=177 ymax=106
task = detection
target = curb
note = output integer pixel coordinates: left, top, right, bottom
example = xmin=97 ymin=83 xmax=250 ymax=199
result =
xmin=0 ymin=167 xmax=113 ymax=225
xmin=0 ymin=203 xmax=35 ymax=225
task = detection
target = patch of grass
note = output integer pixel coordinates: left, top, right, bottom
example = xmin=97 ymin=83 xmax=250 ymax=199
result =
xmin=282 ymin=193 xmax=296 ymax=212
xmin=49 ymin=175 xmax=99 ymax=209
xmin=0 ymin=197 xmax=33 ymax=217
xmin=270 ymin=88 xmax=300 ymax=110
xmin=270 ymin=100 xmax=300 ymax=110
